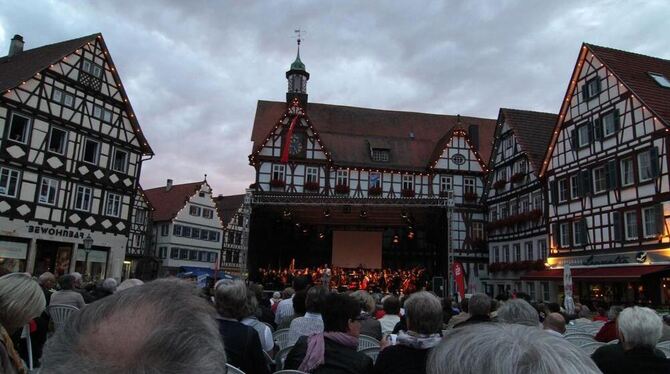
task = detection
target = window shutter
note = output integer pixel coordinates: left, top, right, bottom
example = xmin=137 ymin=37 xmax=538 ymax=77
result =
xmin=568 ymin=222 xmax=574 ymax=246
xmin=594 ymin=117 xmax=603 ymax=140
xmin=581 ymin=85 xmax=588 ymax=101
xmin=606 ymin=160 xmax=618 ymax=190
xmin=588 ymin=122 xmax=595 ymax=144
xmin=612 ymin=211 xmax=622 ymax=242
xmin=574 ymin=175 xmax=582 ymax=198
xmin=595 ymin=78 xmax=602 ymax=95
xmin=613 ymin=110 xmax=621 ymax=131
xmin=580 ymin=169 xmax=592 ymax=195
xmin=656 ymin=204 xmax=664 ymax=236
xmin=552 ymin=223 xmax=560 ymax=247
xmin=650 ymin=147 xmax=660 ymax=177
xmin=581 ymin=219 xmax=588 ymax=245
xmin=550 ymin=180 xmax=558 ymax=204
xmin=570 ymin=129 xmax=578 ymax=149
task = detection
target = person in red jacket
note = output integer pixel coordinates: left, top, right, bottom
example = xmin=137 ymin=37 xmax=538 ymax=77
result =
xmin=595 ymin=305 xmax=624 ymax=342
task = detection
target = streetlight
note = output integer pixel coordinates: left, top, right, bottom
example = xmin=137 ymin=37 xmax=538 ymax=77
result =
xmin=83 ymin=234 xmax=93 ymax=277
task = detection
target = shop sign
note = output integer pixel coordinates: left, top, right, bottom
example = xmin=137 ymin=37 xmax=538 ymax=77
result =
xmin=27 ymin=225 xmax=87 ymax=239
xmin=75 ymin=249 xmax=108 ymax=263
xmin=582 ymin=255 xmax=630 ymax=266
xmin=0 ymin=241 xmax=28 ymax=259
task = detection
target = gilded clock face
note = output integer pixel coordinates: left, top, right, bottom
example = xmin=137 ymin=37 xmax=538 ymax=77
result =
xmin=289 ymin=133 xmax=304 ymax=155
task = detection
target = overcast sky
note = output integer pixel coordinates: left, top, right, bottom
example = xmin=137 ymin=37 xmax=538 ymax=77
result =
xmin=1 ymin=0 xmax=668 ymax=195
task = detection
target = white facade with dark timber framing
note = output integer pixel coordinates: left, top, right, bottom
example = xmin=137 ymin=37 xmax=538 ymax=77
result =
xmin=123 ymin=186 xmax=156 ymax=280
xmin=0 ymin=34 xmax=153 ymax=280
xmin=484 ymin=108 xmax=556 ymax=301
xmin=540 ymin=44 xmax=670 ymax=305
xmin=214 ymin=193 xmax=248 ymax=276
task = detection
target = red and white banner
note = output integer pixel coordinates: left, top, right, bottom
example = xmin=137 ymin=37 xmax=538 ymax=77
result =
xmin=280 ymin=115 xmax=301 ymax=163
xmin=453 ymin=261 xmax=466 ymax=300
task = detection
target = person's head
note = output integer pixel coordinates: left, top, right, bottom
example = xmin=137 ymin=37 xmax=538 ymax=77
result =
xmin=71 ymin=272 xmax=83 ymax=287
xmin=617 ymin=306 xmax=663 ymax=350
xmin=293 ymin=290 xmax=308 ymax=315
xmin=101 ymin=278 xmax=118 ymax=293
xmin=427 ymin=323 xmax=600 ymax=374
xmin=351 ymin=290 xmax=375 ymax=314
xmin=117 ymin=278 xmax=144 ymax=292
xmin=546 ymin=302 xmax=560 ymax=313
xmin=0 ymin=273 xmax=46 ymax=333
xmin=282 ymin=287 xmax=295 ymax=299
xmin=322 ymin=293 xmax=361 ymax=337
xmin=383 ymin=295 xmax=401 ymax=315
xmin=293 ymin=275 xmax=310 ymax=292
xmin=242 ymin=285 xmax=259 ymax=318
xmin=305 ymin=286 xmax=328 ymax=314
xmin=577 ymin=305 xmax=590 ymax=318
xmin=39 ymin=271 xmax=56 ymax=289
xmin=404 ymin=291 xmax=443 ymax=335
xmin=497 ymin=299 xmax=539 ymax=327
xmin=607 ymin=305 xmax=624 ymax=321
xmin=272 ymin=291 xmax=281 ymax=301
xmin=542 ymin=313 xmax=566 ymax=335
xmin=467 ymin=293 xmax=491 ymax=317
xmin=40 ymin=279 xmax=226 ymax=373
xmin=59 ymin=274 xmax=76 ymax=290
xmin=214 ymin=279 xmax=247 ymax=320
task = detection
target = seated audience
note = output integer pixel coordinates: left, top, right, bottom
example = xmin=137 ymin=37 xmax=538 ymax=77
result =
xmin=446 ymin=298 xmax=469 ymax=329
xmin=285 ymin=293 xmax=373 ymax=373
xmin=116 ymin=278 xmax=144 ymax=292
xmin=660 ymin=314 xmax=670 ymax=343
xmin=378 ymin=296 xmax=401 ymax=335
xmin=32 ymin=272 xmax=55 ymax=366
xmin=374 ymin=291 xmax=443 ymax=374
xmin=40 ymin=278 xmax=226 ymax=373
xmin=90 ymin=278 xmax=118 ymax=301
xmin=573 ymin=304 xmax=592 ymax=323
xmin=241 ymin=286 xmax=274 ymax=353
xmin=215 ymin=279 xmax=269 ymax=374
xmin=542 ymin=312 xmax=566 ymax=337
xmin=289 ymin=286 xmax=327 ymax=346
xmin=249 ymin=283 xmax=276 ymax=328
xmin=273 ymin=287 xmax=293 ymax=315
xmin=351 ymin=290 xmax=383 ymax=340
xmin=0 ymin=273 xmax=46 ymax=374
xmin=453 ymin=293 xmax=490 ymax=329
xmin=51 ymin=274 xmax=86 ymax=309
xmin=70 ymin=272 xmax=95 ymax=303
xmin=592 ymin=306 xmax=670 ymax=374
xmin=276 ymin=276 xmax=310 ymax=325
xmin=279 ymin=290 xmax=307 ymax=330
xmin=593 ymin=307 xmax=609 ymax=322
xmin=595 ymin=305 xmax=623 ymax=342
xmin=497 ymin=299 xmax=540 ymax=327
xmin=427 ymin=323 xmax=601 ymax=374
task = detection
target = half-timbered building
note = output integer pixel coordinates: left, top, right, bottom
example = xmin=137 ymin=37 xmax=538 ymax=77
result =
xmin=539 ymin=44 xmax=670 ymax=305
xmin=484 ymin=108 xmax=556 ymax=300
xmin=246 ymin=48 xmax=496 ymax=293
xmin=0 ymin=34 xmax=152 ymax=280
xmin=145 ymin=179 xmax=224 ymax=276
xmin=215 ymin=193 xmax=250 ymax=276
xmin=123 ymin=186 xmax=158 ymax=280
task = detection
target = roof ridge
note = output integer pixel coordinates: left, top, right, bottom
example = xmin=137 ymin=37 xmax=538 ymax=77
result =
xmin=0 ymin=33 xmax=99 ymax=63
xmin=585 ymin=43 xmax=670 ymax=63
xmin=501 ymin=107 xmax=557 ymax=116
xmin=144 ymin=180 xmax=203 ymax=192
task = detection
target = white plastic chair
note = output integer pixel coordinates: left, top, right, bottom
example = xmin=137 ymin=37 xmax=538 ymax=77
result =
xmin=566 ymin=336 xmax=596 ymax=347
xmin=274 ymin=371 xmax=309 ymax=374
xmin=607 ymin=339 xmax=619 ymax=344
xmin=48 ymin=304 xmax=80 ymax=331
xmin=656 ymin=341 xmax=670 ymax=358
xmin=580 ymin=341 xmax=605 ymax=355
xmin=357 ymin=334 xmax=381 ymax=351
xmin=564 ymin=332 xmax=594 ymax=339
xmin=274 ymin=345 xmax=294 ymax=371
xmin=226 ymin=363 xmax=245 ymax=374
xmin=273 ymin=328 xmax=291 ymax=350
xmin=20 ymin=324 xmax=33 ymax=370
xmin=359 ymin=346 xmax=380 ymax=363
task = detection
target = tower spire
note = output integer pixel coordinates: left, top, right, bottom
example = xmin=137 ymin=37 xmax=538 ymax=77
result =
xmin=286 ymin=28 xmax=309 ymax=107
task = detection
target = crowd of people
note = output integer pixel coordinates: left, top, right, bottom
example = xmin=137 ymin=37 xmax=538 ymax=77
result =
xmin=256 ymin=266 xmax=430 ymax=294
xmin=1 ymin=269 xmax=669 ymax=373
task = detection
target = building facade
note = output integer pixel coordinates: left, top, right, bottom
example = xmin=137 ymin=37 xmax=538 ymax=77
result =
xmin=541 ymin=44 xmax=670 ymax=305
xmin=123 ymin=186 xmax=157 ymax=280
xmin=0 ymin=34 xmax=152 ymax=280
xmin=484 ymin=108 xmax=556 ymax=300
xmin=215 ymin=193 xmax=247 ymax=276
xmin=145 ymin=180 xmax=224 ymax=275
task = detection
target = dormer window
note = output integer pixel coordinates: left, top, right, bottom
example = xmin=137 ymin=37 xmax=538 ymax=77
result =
xmin=82 ymin=59 xmax=103 ymax=78
xmin=582 ymin=77 xmax=601 ymax=100
xmin=371 ymin=148 xmax=389 ymax=162
xmin=649 ymin=72 xmax=670 ymax=88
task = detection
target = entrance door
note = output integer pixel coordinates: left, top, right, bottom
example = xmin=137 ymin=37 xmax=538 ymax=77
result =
xmin=34 ymin=240 xmax=72 ymax=277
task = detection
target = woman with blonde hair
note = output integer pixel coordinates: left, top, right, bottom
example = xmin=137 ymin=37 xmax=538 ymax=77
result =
xmin=0 ymin=273 xmax=46 ymax=373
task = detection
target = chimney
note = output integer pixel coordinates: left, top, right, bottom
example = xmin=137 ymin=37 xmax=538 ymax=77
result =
xmin=166 ymin=179 xmax=173 ymax=191
xmin=8 ymin=35 xmax=24 ymax=57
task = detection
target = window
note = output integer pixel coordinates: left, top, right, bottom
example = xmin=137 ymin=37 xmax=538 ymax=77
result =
xmin=503 ymin=245 xmax=510 ymax=262
xmin=158 ymin=247 xmax=167 ymax=259
xmin=52 ymin=88 xmax=75 ymax=108
xmin=105 ymin=193 xmax=122 ymax=217
xmin=7 ymin=112 xmax=31 ymax=144
xmin=170 ymin=248 xmax=179 ymax=259
xmin=209 ymin=231 xmax=219 ymax=241
xmin=236 ymin=215 xmax=243 ymax=227
xmin=189 ymin=205 xmax=201 ymax=216
xmin=202 ymin=208 xmax=213 ymax=219
xmin=74 ymin=185 xmax=92 ymax=211
xmin=472 ymin=222 xmax=483 ymax=240
xmin=583 ymin=77 xmax=601 ymax=100
xmin=82 ymin=59 xmax=103 ymax=78
xmin=501 ymin=203 xmax=509 ymax=219
xmin=191 ymin=228 xmax=200 ymax=239
xmin=490 ymin=205 xmax=498 ymax=221
xmin=336 ymin=170 xmax=349 ymax=186
xmin=227 ymin=231 xmax=234 ymax=243
xmin=498 ymin=168 xmax=508 ymax=182
xmin=624 ymin=210 xmax=638 ymax=240
xmin=209 ymin=252 xmax=218 ymax=263
xmin=48 ymin=127 xmax=68 ymax=155
xmin=464 ymin=177 xmax=475 ymax=194
xmin=38 ymin=177 xmax=58 ymax=205
xmin=112 ymin=149 xmax=128 ymax=173
xmin=593 ymin=166 xmax=607 ymax=193
xmin=602 ymin=111 xmax=619 ymax=136
xmin=533 ymin=192 xmax=542 ymax=211
xmin=0 ymin=167 xmax=20 ymax=197
xmin=573 ymin=221 xmax=586 ymax=246
xmin=200 ymin=230 xmax=209 ymax=240
xmin=558 ymin=179 xmax=568 ymax=202
xmin=198 ymin=251 xmax=208 ymax=262
xmin=306 ymin=167 xmax=318 ymax=183
xmin=537 ymin=240 xmax=547 ymax=260
xmin=235 ymin=232 xmax=242 ymax=245
xmin=620 ymin=158 xmax=634 ymax=186
xmin=642 ymin=206 xmax=662 ymax=238
xmin=504 ymin=136 xmax=513 ymax=149
xmin=570 ymin=175 xmax=579 ymax=199
xmin=649 ymin=72 xmax=670 ymax=88
xmin=180 ymin=249 xmax=189 ymax=260
xmin=542 ymin=282 xmax=550 ymax=301
xmin=440 ymin=176 xmax=452 ymax=192
xmin=136 ymin=209 xmax=146 ymax=224
xmin=510 ymin=198 xmax=518 ymax=215
xmin=272 ymin=164 xmax=285 ymax=181
xmin=173 ymin=225 xmax=182 ymax=236
xmin=493 ymin=246 xmax=500 ymax=262
xmin=513 ymin=244 xmax=521 ymax=261
xmin=92 ymin=105 xmax=113 ymax=122
xmin=369 ymin=172 xmax=381 ymax=188
xmin=402 ymin=175 xmax=413 ymax=190
xmin=182 ymin=226 xmax=191 ymax=237
xmin=161 ymin=224 xmax=169 ymax=236
xmin=189 ymin=250 xmax=198 ymax=261
xmin=526 ymin=282 xmax=535 ymax=300
xmin=559 ymin=223 xmax=570 ymax=247
xmin=525 ymin=242 xmax=533 ymax=261
xmin=637 ymin=149 xmax=656 ymax=182
xmin=577 ymin=123 xmax=590 ymax=147
xmin=83 ymin=139 xmax=100 ymax=164
xmin=371 ymin=149 xmax=390 ymax=162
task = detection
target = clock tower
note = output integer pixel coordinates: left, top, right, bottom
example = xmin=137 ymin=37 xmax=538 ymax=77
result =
xmin=286 ymin=36 xmax=309 ymax=108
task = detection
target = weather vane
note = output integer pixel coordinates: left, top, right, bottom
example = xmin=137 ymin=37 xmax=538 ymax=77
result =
xmin=293 ymin=28 xmax=306 ymax=48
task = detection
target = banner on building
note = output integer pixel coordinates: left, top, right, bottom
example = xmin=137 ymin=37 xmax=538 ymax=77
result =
xmin=453 ymin=261 xmax=466 ymax=300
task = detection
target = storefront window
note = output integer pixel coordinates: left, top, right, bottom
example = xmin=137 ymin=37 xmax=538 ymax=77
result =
xmin=74 ymin=247 xmax=108 ymax=281
xmin=0 ymin=240 xmax=28 ymax=272
xmin=34 ymin=241 xmax=72 ymax=277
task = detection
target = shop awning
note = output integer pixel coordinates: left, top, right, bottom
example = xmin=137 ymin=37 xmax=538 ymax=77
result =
xmin=521 ymin=265 xmax=670 ymax=281
xmin=178 ymin=266 xmax=235 ymax=280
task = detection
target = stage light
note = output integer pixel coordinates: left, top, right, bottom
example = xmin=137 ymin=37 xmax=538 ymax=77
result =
xmin=318 ymin=232 xmax=325 ymax=240
xmin=392 ymin=234 xmax=400 ymax=244
xmin=360 ymin=209 xmax=368 ymax=218
xmin=323 ymin=209 xmax=331 ymax=217
xmin=400 ymin=210 xmax=408 ymax=219
xmin=408 ymin=231 xmax=415 ymax=240
xmin=282 ymin=209 xmax=292 ymax=218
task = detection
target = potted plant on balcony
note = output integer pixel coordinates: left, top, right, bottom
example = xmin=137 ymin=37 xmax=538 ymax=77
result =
xmin=439 ymin=190 xmax=452 ymax=198
xmin=368 ymin=186 xmax=383 ymax=197
xmin=401 ymin=188 xmax=415 ymax=198
xmin=269 ymin=179 xmax=285 ymax=189
xmin=334 ymin=184 xmax=350 ymax=195
xmin=304 ymin=181 xmax=320 ymax=192
xmin=527 ymin=209 xmax=543 ymax=221
xmin=510 ymin=172 xmax=525 ymax=184
xmin=464 ymin=192 xmax=478 ymax=202
xmin=493 ymin=179 xmax=507 ymax=190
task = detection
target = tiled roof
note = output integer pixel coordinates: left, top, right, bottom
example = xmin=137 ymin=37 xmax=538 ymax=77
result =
xmin=500 ymin=108 xmax=558 ymax=174
xmin=251 ymin=101 xmax=496 ymax=171
xmin=0 ymin=33 xmax=153 ymax=155
xmin=587 ymin=44 xmax=670 ymax=124
xmin=144 ymin=181 xmax=203 ymax=222
xmin=214 ymin=194 xmax=245 ymax=226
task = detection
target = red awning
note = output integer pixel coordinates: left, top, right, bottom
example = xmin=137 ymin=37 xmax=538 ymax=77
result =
xmin=521 ymin=265 xmax=670 ymax=281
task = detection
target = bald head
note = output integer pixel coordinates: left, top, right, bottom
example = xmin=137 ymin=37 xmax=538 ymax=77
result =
xmin=543 ymin=313 xmax=566 ymax=335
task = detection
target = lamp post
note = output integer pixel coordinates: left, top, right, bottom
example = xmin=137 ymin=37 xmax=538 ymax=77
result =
xmin=83 ymin=234 xmax=93 ymax=277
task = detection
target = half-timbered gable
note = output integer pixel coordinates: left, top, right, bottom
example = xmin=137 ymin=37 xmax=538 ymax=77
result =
xmin=539 ymin=44 xmax=670 ymax=304
xmin=484 ymin=108 xmax=556 ymax=298
xmin=0 ymin=34 xmax=152 ymax=280
xmin=215 ymin=193 xmax=247 ymax=275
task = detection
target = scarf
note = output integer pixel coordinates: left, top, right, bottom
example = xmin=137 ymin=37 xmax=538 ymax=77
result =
xmin=396 ymin=330 xmax=442 ymax=350
xmin=298 ymin=332 xmax=358 ymax=372
xmin=0 ymin=325 xmax=26 ymax=374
